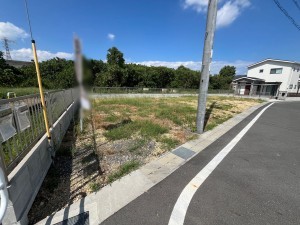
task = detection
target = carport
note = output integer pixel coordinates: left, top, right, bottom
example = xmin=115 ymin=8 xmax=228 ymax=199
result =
xmin=232 ymin=77 xmax=281 ymax=97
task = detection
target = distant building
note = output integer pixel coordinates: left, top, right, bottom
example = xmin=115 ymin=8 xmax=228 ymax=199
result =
xmin=231 ymin=75 xmax=246 ymax=92
xmin=232 ymin=59 xmax=300 ymax=98
xmin=5 ymin=60 xmax=33 ymax=69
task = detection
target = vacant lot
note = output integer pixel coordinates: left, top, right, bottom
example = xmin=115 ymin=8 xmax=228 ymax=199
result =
xmin=89 ymin=96 xmax=264 ymax=167
xmin=28 ymin=96 xmax=263 ymax=223
xmin=86 ymin=96 xmax=264 ymax=186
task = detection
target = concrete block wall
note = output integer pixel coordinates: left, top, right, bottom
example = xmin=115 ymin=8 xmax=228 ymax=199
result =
xmin=3 ymin=101 xmax=79 ymax=225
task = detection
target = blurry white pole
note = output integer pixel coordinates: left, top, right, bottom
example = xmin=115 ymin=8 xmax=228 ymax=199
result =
xmin=74 ymin=36 xmax=90 ymax=132
xmin=74 ymin=36 xmax=84 ymax=132
xmin=196 ymin=0 xmax=218 ymax=133
xmin=0 ymin=168 xmax=8 ymax=223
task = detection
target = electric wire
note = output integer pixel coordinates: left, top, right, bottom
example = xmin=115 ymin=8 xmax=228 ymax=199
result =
xmin=24 ymin=0 xmax=34 ymax=40
xmin=272 ymin=0 xmax=300 ymax=31
xmin=292 ymin=0 xmax=300 ymax=11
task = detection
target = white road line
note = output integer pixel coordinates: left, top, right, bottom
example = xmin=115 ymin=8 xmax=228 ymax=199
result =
xmin=168 ymin=103 xmax=274 ymax=225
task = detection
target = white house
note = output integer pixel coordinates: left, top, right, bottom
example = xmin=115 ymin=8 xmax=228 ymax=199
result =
xmin=232 ymin=59 xmax=300 ymax=98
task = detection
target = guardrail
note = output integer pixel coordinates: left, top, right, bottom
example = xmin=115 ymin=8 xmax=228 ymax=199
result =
xmin=0 ymin=88 xmax=79 ymax=174
xmin=91 ymin=87 xmax=234 ymax=95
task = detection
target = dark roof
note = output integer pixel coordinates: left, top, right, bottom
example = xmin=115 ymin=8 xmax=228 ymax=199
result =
xmin=233 ymin=75 xmax=246 ymax=80
xmin=232 ymin=76 xmax=265 ymax=82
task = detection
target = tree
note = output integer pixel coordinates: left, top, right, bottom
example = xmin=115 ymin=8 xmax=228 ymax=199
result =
xmin=94 ymin=65 xmax=125 ymax=87
xmin=57 ymin=61 xmax=76 ymax=88
xmin=209 ymin=75 xmax=230 ymax=89
xmin=0 ymin=51 xmax=24 ymax=87
xmin=0 ymin=51 xmax=7 ymax=68
xmin=107 ymin=47 xmax=125 ymax=68
xmin=209 ymin=65 xmax=236 ymax=90
xmin=171 ymin=65 xmax=200 ymax=89
xmin=20 ymin=64 xmax=38 ymax=87
xmin=219 ymin=65 xmax=236 ymax=78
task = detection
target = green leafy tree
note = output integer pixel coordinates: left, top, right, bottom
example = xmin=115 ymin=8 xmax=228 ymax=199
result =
xmin=209 ymin=65 xmax=236 ymax=90
xmin=171 ymin=65 xmax=200 ymax=89
xmin=0 ymin=51 xmax=7 ymax=68
xmin=0 ymin=68 xmax=16 ymax=87
xmin=57 ymin=61 xmax=76 ymax=88
xmin=0 ymin=51 xmax=24 ymax=87
xmin=20 ymin=64 xmax=38 ymax=87
xmin=107 ymin=47 xmax=125 ymax=68
xmin=219 ymin=65 xmax=236 ymax=78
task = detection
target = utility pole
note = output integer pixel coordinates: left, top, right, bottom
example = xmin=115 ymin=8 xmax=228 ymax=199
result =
xmin=196 ymin=0 xmax=218 ymax=134
xmin=24 ymin=0 xmax=51 ymax=139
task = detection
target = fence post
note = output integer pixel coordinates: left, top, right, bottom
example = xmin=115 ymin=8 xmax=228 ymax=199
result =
xmin=45 ymin=92 xmax=53 ymax=127
xmin=62 ymin=90 xmax=67 ymax=111
xmin=70 ymin=88 xmax=74 ymax=102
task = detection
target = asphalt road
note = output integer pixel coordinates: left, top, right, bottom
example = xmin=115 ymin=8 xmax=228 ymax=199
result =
xmin=101 ymin=102 xmax=300 ymax=225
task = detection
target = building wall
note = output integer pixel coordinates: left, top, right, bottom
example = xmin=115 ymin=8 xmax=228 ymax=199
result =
xmin=247 ymin=61 xmax=300 ymax=93
xmin=289 ymin=68 xmax=300 ymax=93
xmin=5 ymin=60 xmax=33 ymax=69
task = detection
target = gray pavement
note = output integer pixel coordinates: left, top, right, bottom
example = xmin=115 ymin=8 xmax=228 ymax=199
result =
xmin=101 ymin=102 xmax=300 ymax=225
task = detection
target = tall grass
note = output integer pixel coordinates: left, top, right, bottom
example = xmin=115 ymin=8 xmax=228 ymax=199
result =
xmin=104 ymin=120 xmax=168 ymax=141
xmin=0 ymin=87 xmax=40 ymax=99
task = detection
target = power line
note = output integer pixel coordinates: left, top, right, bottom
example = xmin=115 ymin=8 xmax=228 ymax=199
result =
xmin=24 ymin=0 xmax=34 ymax=40
xmin=292 ymin=0 xmax=300 ymax=11
xmin=272 ymin=0 xmax=300 ymax=31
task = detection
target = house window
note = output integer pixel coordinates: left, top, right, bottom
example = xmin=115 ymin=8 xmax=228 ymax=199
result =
xmin=289 ymin=84 xmax=293 ymax=89
xmin=295 ymin=85 xmax=297 ymax=89
xmin=259 ymin=69 xmax=264 ymax=73
xmin=270 ymin=68 xmax=283 ymax=74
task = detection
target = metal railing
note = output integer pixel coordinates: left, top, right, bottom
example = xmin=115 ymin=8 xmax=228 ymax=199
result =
xmin=91 ymin=87 xmax=234 ymax=95
xmin=0 ymin=88 xmax=79 ymax=174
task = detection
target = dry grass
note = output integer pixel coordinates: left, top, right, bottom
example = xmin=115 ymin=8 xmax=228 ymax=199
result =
xmin=86 ymin=96 xmax=263 ymax=168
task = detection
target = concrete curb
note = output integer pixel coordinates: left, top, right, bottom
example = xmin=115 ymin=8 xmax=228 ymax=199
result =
xmin=35 ymin=101 xmax=270 ymax=225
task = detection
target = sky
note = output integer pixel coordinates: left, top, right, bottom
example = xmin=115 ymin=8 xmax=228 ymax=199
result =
xmin=1 ymin=0 xmax=300 ymax=74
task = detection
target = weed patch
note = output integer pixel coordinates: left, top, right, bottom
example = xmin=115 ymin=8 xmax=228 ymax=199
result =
xmin=160 ymin=137 xmax=180 ymax=150
xmin=108 ymin=160 xmax=140 ymax=183
xmin=89 ymin=182 xmax=101 ymax=192
xmin=104 ymin=120 xmax=168 ymax=141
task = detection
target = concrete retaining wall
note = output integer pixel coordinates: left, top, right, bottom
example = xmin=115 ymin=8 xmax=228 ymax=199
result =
xmin=3 ymin=100 xmax=79 ymax=225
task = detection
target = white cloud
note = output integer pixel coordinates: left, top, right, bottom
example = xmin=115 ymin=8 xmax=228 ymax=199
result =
xmin=183 ymin=0 xmax=251 ymax=28
xmin=217 ymin=0 xmax=250 ymax=28
xmin=133 ymin=60 xmax=253 ymax=74
xmin=10 ymin=48 xmax=73 ymax=61
xmin=183 ymin=0 xmax=210 ymax=12
xmin=107 ymin=33 xmax=115 ymax=41
xmin=0 ymin=22 xmax=29 ymax=40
